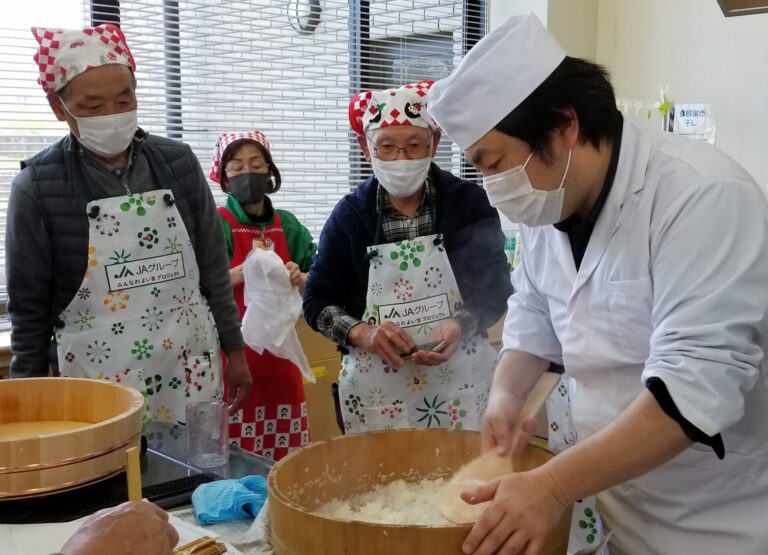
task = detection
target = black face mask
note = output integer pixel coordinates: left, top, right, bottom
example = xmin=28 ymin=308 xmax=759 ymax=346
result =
xmin=228 ymin=172 xmax=272 ymax=205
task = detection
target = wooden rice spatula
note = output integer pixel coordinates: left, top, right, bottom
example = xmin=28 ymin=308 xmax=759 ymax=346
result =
xmin=437 ymin=372 xmax=561 ymax=524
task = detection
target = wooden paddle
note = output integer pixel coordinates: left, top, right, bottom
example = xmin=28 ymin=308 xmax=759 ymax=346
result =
xmin=437 ymin=372 xmax=561 ymax=524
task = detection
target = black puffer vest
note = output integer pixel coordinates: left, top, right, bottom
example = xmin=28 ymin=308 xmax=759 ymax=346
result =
xmin=18 ymin=133 xmax=205 ymax=319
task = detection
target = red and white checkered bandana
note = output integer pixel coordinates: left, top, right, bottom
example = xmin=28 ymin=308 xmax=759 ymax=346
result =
xmin=32 ymin=24 xmax=136 ymax=94
xmin=349 ymin=80 xmax=436 ymax=135
xmin=210 ymin=131 xmax=272 ymax=184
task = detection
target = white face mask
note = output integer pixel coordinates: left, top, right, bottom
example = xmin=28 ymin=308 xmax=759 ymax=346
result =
xmin=60 ymin=99 xmax=138 ymax=158
xmin=483 ymin=149 xmax=571 ymax=227
xmin=370 ymin=156 xmax=432 ymax=198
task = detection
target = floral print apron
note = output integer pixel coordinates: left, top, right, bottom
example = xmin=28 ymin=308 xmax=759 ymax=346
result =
xmin=56 ymin=189 xmax=222 ymax=426
xmin=339 ymin=234 xmax=497 ymax=434
xmin=548 ymin=375 xmax=609 ymax=554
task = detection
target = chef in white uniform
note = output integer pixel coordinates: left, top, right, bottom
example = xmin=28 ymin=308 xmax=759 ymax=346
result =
xmin=427 ymin=14 xmax=768 ymax=555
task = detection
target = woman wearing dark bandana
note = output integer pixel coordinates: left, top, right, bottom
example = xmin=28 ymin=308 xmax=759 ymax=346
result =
xmin=209 ymin=130 xmax=316 ymax=461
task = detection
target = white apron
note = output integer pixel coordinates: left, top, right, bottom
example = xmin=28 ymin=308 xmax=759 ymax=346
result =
xmin=56 ymin=188 xmax=222 ymax=426
xmin=547 ymin=376 xmax=608 ymax=554
xmin=339 ymin=234 xmax=497 ymax=434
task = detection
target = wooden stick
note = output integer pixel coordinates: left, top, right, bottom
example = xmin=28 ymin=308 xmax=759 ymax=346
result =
xmin=125 ymin=446 xmax=142 ymax=502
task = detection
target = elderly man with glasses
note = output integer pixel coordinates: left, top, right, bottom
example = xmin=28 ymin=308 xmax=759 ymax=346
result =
xmin=303 ymin=81 xmax=512 ymax=434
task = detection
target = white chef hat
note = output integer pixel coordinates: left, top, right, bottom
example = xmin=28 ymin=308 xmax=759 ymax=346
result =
xmin=427 ymin=13 xmax=566 ymax=150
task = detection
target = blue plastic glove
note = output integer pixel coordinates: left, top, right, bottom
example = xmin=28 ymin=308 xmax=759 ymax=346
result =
xmin=191 ymin=475 xmax=268 ymax=525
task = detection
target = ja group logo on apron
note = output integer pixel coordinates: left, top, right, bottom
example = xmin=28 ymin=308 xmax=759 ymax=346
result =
xmin=56 ymin=190 xmax=222 ymax=427
xmin=339 ymin=235 xmax=497 ymax=434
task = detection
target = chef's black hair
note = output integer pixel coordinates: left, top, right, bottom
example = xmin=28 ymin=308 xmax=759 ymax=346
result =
xmin=495 ymin=56 xmax=622 ymax=161
xmin=219 ymin=139 xmax=282 ymax=194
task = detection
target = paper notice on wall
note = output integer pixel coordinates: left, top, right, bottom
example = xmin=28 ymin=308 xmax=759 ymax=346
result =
xmin=673 ymin=104 xmax=716 ymax=144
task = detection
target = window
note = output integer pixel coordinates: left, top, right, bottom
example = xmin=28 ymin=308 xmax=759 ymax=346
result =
xmin=350 ymin=1 xmax=486 ymax=187
xmin=0 ymin=1 xmax=486 ymax=297
xmin=0 ymin=0 xmax=84 ymax=298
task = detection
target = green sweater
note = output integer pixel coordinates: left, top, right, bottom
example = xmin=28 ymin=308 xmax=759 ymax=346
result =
xmin=219 ymin=195 xmax=316 ymax=272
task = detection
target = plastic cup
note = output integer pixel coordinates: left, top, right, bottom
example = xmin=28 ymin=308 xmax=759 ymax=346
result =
xmin=186 ymin=400 xmax=229 ymax=468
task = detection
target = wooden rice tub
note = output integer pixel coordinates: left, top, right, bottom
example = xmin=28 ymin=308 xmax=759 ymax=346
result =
xmin=0 ymin=378 xmax=144 ymax=498
xmin=269 ymin=429 xmax=570 ymax=554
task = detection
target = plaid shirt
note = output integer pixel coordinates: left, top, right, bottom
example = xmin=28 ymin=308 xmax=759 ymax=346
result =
xmin=379 ymin=177 xmax=435 ymax=241
xmin=317 ymin=176 xmax=477 ymax=346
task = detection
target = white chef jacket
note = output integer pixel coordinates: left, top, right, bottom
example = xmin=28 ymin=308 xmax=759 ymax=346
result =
xmin=503 ymin=119 xmax=768 ymax=554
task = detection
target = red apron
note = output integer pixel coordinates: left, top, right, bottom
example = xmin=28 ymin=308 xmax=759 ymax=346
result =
xmin=219 ymin=207 xmax=309 ymax=461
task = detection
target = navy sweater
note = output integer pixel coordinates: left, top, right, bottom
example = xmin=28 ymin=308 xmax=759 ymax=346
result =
xmin=303 ymin=165 xmax=512 ymax=337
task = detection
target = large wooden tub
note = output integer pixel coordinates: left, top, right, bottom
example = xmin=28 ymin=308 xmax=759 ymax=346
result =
xmin=269 ymin=429 xmax=570 ymax=554
xmin=0 ymin=378 xmax=144 ymax=498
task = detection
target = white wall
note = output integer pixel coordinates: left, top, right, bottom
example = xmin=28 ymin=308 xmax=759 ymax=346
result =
xmin=548 ymin=0 xmax=598 ymax=60
xmin=597 ymin=0 xmax=768 ymax=186
xmin=489 ymin=0 xmax=598 ymax=59
xmin=490 ymin=0 xmax=548 ymax=29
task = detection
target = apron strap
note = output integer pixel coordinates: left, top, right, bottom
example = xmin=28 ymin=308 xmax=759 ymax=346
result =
xmin=69 ymin=134 xmax=167 ymax=204
xmin=218 ymin=206 xmax=239 ymax=227
xmin=372 ymin=184 xmax=386 ymax=247
xmin=141 ymin=140 xmax=176 ymax=195
xmin=68 ymin=149 xmax=98 ymax=203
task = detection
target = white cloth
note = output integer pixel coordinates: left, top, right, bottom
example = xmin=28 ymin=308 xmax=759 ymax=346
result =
xmin=339 ymin=234 xmax=497 ymax=434
xmin=241 ymin=248 xmax=314 ymax=383
xmin=171 ymin=505 xmax=270 ymax=555
xmin=57 ymin=189 xmax=222 ymax=426
xmin=503 ymin=119 xmax=768 ymax=553
xmin=427 ymin=13 xmax=565 ymax=150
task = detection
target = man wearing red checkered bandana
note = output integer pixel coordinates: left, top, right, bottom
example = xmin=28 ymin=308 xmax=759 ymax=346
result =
xmin=304 ymin=82 xmax=513 ymax=435
xmin=6 ymin=24 xmax=252 ymax=431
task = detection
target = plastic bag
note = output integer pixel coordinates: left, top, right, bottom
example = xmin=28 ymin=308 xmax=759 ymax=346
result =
xmin=241 ymin=248 xmax=315 ymax=383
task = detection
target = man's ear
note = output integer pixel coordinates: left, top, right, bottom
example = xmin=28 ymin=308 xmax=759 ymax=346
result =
xmin=430 ymin=130 xmax=441 ymax=157
xmin=357 ymin=134 xmax=372 ymax=163
xmin=557 ymin=107 xmax=580 ymax=150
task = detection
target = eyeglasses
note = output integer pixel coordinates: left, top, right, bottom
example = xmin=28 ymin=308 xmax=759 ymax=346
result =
xmin=370 ymin=142 xmax=432 ymax=161
xmin=225 ymin=162 xmax=268 ymax=177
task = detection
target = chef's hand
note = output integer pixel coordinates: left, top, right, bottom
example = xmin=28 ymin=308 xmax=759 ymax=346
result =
xmin=285 ymin=261 xmax=307 ymax=290
xmin=225 ymin=349 xmax=252 ymax=414
xmin=481 ymin=389 xmax=536 ymax=456
xmin=410 ymin=319 xmax=462 ymax=367
xmin=461 ymin=469 xmax=567 ymax=555
xmin=60 ymin=501 xmax=179 ymax=555
xmin=229 ymin=264 xmax=244 ymax=286
xmin=348 ymin=321 xmax=416 ymax=369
